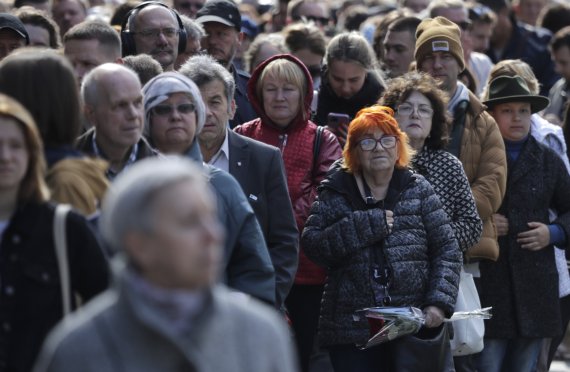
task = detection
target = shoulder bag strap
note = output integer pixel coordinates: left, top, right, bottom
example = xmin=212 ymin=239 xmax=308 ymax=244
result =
xmin=312 ymin=126 xmax=325 ymax=178
xmin=54 ymin=204 xmax=72 ymax=316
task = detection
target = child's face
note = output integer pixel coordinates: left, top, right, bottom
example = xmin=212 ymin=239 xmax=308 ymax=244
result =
xmin=491 ymin=102 xmax=532 ymax=141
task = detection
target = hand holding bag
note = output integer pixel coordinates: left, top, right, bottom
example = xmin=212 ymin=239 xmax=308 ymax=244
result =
xmin=450 ymin=268 xmax=485 ymax=356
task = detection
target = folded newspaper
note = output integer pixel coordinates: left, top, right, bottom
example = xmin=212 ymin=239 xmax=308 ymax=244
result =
xmin=353 ymin=306 xmax=492 ymax=349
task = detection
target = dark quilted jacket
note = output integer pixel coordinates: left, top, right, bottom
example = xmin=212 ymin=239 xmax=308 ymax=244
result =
xmin=302 ymin=165 xmax=461 ymax=347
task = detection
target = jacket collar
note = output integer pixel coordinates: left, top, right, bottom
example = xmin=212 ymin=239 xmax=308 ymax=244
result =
xmin=320 ymin=160 xmax=417 ymax=210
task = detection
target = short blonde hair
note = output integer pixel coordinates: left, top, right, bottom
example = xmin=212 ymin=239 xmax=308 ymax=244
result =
xmin=256 ymin=57 xmax=308 ymax=121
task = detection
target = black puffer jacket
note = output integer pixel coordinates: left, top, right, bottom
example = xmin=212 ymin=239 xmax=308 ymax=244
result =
xmin=302 ymin=165 xmax=461 ymax=347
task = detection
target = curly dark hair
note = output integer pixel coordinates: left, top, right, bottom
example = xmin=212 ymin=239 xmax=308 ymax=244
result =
xmin=379 ymin=71 xmax=451 ymax=150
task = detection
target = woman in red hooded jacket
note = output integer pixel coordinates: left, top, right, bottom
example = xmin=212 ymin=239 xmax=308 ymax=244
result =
xmin=235 ymin=54 xmax=342 ymax=371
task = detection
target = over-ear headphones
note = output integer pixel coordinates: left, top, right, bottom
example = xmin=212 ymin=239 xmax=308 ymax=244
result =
xmin=120 ymin=1 xmax=188 ymax=57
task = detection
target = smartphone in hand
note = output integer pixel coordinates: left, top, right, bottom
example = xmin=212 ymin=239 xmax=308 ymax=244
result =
xmin=327 ymin=112 xmax=351 ymax=130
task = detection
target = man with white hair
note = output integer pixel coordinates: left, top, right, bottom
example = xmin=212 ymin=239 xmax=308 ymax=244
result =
xmin=180 ymin=55 xmax=299 ymax=312
xmin=34 ymin=157 xmax=298 ymax=372
xmin=76 ymin=63 xmax=158 ymax=179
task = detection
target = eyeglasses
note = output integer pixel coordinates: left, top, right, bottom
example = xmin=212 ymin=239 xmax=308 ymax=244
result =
xmin=134 ymin=28 xmax=179 ymax=39
xmin=151 ymin=103 xmax=195 ymax=116
xmin=396 ymin=103 xmax=434 ymax=118
xmin=300 ymin=15 xmax=329 ymax=25
xmin=469 ymin=5 xmax=493 ymax=20
xmin=358 ymin=135 xmax=398 ymax=151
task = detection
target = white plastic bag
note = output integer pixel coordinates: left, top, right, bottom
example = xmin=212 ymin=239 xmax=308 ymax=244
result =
xmin=450 ymin=268 xmax=485 ymax=356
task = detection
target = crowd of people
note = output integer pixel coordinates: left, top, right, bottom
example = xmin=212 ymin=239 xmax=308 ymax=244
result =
xmin=0 ymin=0 xmax=570 ymax=370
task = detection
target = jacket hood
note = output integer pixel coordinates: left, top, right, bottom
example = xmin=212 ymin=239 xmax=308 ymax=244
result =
xmin=246 ymin=54 xmax=314 ymax=131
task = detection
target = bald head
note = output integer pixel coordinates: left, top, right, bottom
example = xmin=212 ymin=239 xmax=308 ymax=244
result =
xmin=82 ymin=63 xmax=141 ymax=107
xmin=128 ymin=5 xmax=181 ymax=71
xmin=82 ymin=63 xmax=144 ymax=157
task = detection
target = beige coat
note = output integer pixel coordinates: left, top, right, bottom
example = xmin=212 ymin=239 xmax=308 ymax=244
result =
xmin=460 ymin=92 xmax=507 ymax=261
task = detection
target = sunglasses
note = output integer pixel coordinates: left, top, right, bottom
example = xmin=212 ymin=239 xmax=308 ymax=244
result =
xmin=300 ymin=15 xmax=328 ymax=25
xmin=152 ymin=103 xmax=195 ymax=116
xmin=469 ymin=5 xmax=493 ymax=20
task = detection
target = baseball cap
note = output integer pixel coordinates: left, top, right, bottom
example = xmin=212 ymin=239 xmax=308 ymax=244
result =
xmin=195 ymin=0 xmax=241 ymax=31
xmin=0 ymin=13 xmax=29 ymax=44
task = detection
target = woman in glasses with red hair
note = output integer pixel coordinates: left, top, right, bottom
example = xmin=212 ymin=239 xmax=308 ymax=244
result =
xmin=302 ymin=104 xmax=461 ymax=372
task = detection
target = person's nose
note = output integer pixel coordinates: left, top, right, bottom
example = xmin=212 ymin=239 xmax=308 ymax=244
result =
xmin=275 ymin=88 xmax=285 ymax=100
xmin=170 ymin=106 xmax=183 ymax=120
xmin=410 ymin=106 xmax=420 ymax=118
xmin=0 ymin=144 xmax=9 ymax=160
xmin=157 ymin=32 xmax=169 ymax=46
xmin=433 ymin=55 xmax=443 ymax=69
xmin=385 ymin=48 xmax=395 ymax=63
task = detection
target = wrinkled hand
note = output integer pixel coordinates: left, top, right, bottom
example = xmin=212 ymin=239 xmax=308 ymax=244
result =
xmin=423 ymin=306 xmax=445 ymax=328
xmin=493 ymin=213 xmax=509 ymax=236
xmin=517 ymin=222 xmax=550 ymax=251
xmin=385 ymin=210 xmax=394 ymax=233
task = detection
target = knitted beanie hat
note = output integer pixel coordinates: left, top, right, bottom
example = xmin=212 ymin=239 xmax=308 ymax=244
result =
xmin=414 ymin=16 xmax=465 ymax=71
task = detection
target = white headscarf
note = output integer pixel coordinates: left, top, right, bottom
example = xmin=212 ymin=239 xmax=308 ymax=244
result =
xmin=141 ymin=72 xmax=206 ymax=136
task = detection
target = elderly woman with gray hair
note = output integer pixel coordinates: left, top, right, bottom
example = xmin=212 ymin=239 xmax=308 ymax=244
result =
xmin=34 ymin=157 xmax=298 ymax=372
xmin=141 ymin=72 xmax=277 ymax=306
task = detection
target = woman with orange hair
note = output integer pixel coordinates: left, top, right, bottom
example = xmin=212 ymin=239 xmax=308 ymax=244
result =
xmin=302 ymin=105 xmax=461 ymax=371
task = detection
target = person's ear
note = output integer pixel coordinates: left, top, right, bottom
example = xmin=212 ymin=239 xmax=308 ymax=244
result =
xmin=237 ymin=31 xmax=244 ymax=45
xmin=123 ymin=230 xmax=154 ymax=272
xmin=84 ymin=104 xmax=97 ymax=128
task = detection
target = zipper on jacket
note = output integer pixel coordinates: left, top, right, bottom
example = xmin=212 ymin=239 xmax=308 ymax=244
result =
xmin=278 ymin=134 xmax=288 ymax=152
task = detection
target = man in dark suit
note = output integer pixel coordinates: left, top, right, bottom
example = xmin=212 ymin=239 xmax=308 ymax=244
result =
xmin=180 ymin=54 xmax=299 ymax=311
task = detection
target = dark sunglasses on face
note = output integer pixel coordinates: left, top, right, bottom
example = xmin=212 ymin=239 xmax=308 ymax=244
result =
xmin=301 ymin=15 xmax=329 ymax=25
xmin=152 ymin=103 xmax=196 ymax=116
xmin=469 ymin=5 xmax=493 ymax=20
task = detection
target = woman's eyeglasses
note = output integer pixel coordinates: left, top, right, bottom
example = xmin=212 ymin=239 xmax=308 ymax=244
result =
xmin=396 ymin=103 xmax=434 ymax=118
xmin=358 ymin=135 xmax=398 ymax=151
xmin=152 ymin=103 xmax=195 ymax=116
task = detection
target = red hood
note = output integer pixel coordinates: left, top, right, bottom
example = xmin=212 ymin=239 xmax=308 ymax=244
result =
xmin=246 ymin=54 xmax=314 ymax=132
